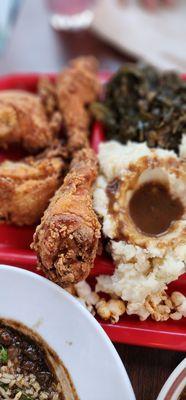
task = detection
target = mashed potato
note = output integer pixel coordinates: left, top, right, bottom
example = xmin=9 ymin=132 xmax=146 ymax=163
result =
xmin=93 ymin=141 xmax=186 ymax=321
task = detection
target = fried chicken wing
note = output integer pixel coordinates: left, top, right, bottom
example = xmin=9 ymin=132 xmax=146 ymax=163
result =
xmin=32 ymin=148 xmax=101 ymax=287
xmin=0 ymin=90 xmax=56 ymax=151
xmin=0 ymin=146 xmax=67 ymax=225
xmin=56 ymin=56 xmax=101 ymax=153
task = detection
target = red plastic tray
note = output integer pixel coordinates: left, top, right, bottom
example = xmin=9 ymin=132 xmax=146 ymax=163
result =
xmin=0 ymin=73 xmax=185 ymax=351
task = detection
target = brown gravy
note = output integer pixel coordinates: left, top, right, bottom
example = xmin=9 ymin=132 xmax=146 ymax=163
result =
xmin=106 ymin=179 xmax=126 ymax=241
xmin=129 ymin=181 xmax=184 ymax=236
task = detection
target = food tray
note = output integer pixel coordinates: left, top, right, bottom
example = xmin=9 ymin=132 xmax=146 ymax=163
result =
xmin=0 ymin=73 xmax=185 ymax=351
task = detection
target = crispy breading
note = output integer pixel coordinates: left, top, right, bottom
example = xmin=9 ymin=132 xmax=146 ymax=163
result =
xmin=32 ymin=148 xmax=101 ymax=287
xmin=0 ymin=145 xmax=67 ymax=225
xmin=38 ymin=77 xmax=58 ymax=118
xmin=0 ymin=90 xmax=55 ymax=151
xmin=38 ymin=77 xmax=62 ymax=135
xmin=56 ymin=56 xmax=101 ymax=153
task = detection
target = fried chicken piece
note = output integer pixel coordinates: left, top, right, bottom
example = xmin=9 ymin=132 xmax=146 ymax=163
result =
xmin=38 ymin=77 xmax=62 ymax=135
xmin=32 ymin=148 xmax=101 ymax=287
xmin=0 ymin=145 xmax=67 ymax=225
xmin=38 ymin=77 xmax=58 ymax=118
xmin=56 ymin=56 xmax=101 ymax=153
xmin=0 ymin=90 xmax=56 ymax=151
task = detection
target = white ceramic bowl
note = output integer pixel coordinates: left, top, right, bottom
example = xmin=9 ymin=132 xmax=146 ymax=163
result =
xmin=157 ymin=359 xmax=186 ymax=400
xmin=0 ymin=265 xmax=135 ymax=400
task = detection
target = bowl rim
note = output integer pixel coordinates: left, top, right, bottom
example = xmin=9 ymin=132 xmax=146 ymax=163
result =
xmin=156 ymin=358 xmax=186 ymax=400
xmin=0 ymin=264 xmax=136 ymax=400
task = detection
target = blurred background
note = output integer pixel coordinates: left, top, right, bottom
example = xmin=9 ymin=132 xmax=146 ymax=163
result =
xmin=0 ymin=0 xmax=185 ymax=75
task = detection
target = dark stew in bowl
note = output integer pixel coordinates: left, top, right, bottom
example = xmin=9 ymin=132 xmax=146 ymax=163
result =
xmin=0 ymin=321 xmax=73 ymax=400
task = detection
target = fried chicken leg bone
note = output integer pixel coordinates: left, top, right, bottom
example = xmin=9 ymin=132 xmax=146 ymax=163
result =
xmin=32 ymin=148 xmax=101 ymax=287
xmin=56 ymin=56 xmax=101 ymax=153
xmin=0 ymin=90 xmax=55 ymax=151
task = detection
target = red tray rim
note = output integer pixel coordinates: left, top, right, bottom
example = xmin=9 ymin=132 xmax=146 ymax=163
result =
xmin=0 ymin=72 xmax=185 ymax=352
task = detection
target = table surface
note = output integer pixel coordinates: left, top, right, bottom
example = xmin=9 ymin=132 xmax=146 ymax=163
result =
xmin=0 ymin=1 xmax=184 ymax=399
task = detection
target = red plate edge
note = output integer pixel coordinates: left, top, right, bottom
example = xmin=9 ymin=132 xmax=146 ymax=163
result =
xmin=101 ymin=322 xmax=186 ymax=351
xmin=0 ymin=73 xmax=185 ymax=352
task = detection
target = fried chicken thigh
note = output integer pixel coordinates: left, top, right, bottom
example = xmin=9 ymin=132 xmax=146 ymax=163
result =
xmin=0 ymin=90 xmax=56 ymax=151
xmin=32 ymin=148 xmax=101 ymax=287
xmin=0 ymin=146 xmax=67 ymax=225
xmin=56 ymin=57 xmax=101 ymax=153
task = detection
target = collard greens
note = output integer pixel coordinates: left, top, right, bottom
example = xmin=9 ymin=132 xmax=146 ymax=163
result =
xmin=91 ymin=65 xmax=186 ymax=152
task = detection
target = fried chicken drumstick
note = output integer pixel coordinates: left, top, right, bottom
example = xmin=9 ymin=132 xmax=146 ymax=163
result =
xmin=56 ymin=57 xmax=101 ymax=153
xmin=0 ymin=145 xmax=68 ymax=225
xmin=32 ymin=148 xmax=101 ymax=287
xmin=0 ymin=90 xmax=57 ymax=151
